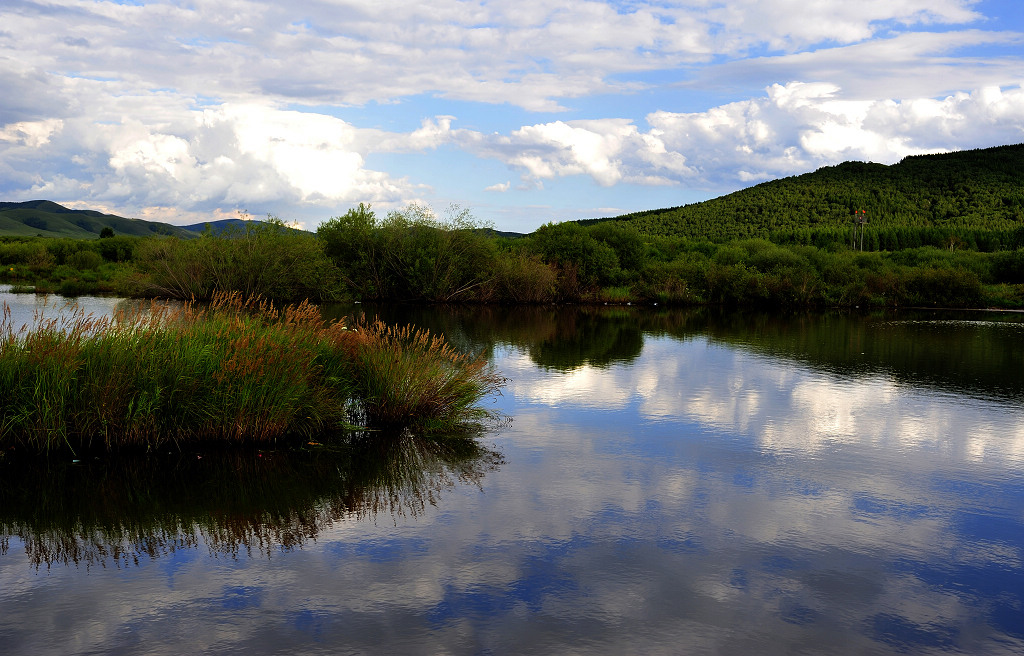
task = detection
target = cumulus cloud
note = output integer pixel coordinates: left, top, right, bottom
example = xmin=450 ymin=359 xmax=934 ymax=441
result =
xmin=0 ymin=100 xmax=452 ymax=220
xmin=470 ymin=83 xmax=1024 ymax=188
xmin=461 ymin=118 xmax=695 ymax=187
xmin=0 ymin=0 xmax=1020 ymax=226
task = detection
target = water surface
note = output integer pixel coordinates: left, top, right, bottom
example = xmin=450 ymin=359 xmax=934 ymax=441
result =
xmin=2 ymin=297 xmax=1022 ymax=654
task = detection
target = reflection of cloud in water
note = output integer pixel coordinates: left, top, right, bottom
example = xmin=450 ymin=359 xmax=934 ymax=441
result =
xmin=509 ymin=335 xmax=1024 ymax=466
xmin=502 ymin=350 xmax=636 ymax=409
xmin=2 ymin=325 xmax=1022 ymax=654
xmin=487 ymin=333 xmax=1024 ymax=651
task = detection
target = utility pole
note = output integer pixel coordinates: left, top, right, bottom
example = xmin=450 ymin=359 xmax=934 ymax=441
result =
xmin=854 ymin=210 xmax=869 ymax=251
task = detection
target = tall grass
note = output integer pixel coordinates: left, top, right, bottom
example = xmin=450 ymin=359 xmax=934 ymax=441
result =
xmin=0 ymin=293 xmax=506 ymax=454
xmin=340 ymin=320 xmax=507 ymax=430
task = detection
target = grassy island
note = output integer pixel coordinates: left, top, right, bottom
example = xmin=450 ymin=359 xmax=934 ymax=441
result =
xmin=0 ymin=293 xmax=506 ymax=455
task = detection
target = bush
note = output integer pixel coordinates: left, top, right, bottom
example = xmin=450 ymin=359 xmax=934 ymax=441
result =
xmin=530 ymin=221 xmax=620 ymax=287
xmin=67 ymin=250 xmax=104 ymax=271
xmin=489 ymin=251 xmax=557 ymax=303
xmin=137 ymin=219 xmax=343 ymax=302
xmin=904 ymin=268 xmax=984 ymax=307
xmin=318 ymin=203 xmax=497 ymax=301
xmin=991 ymin=250 xmax=1024 ymax=284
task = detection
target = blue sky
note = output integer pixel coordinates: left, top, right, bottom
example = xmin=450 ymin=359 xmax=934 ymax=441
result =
xmin=1 ymin=0 xmax=1023 ymax=232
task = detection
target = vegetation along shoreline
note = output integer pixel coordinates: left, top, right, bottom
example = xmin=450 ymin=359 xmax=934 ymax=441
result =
xmin=2 ymin=143 xmax=1023 ymax=453
xmin=0 ymin=292 xmax=506 ymax=456
xmin=2 ymin=144 xmax=1022 ymax=310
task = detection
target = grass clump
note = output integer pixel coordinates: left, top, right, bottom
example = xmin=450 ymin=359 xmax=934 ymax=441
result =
xmin=0 ymin=293 xmax=506 ymax=454
xmin=340 ymin=320 xmax=506 ymax=430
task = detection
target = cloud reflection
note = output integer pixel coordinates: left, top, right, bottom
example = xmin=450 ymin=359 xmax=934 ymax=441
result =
xmin=510 ymin=334 xmax=1024 ymax=466
xmin=1 ymin=308 xmax=1022 ymax=654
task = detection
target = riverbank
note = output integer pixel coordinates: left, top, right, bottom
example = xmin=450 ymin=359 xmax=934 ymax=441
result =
xmin=0 ymin=292 xmax=505 ymax=455
xmin=4 ymin=211 xmax=1024 ymax=310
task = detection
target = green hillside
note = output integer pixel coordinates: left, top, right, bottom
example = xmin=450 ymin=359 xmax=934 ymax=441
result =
xmin=582 ymin=143 xmax=1024 ymax=247
xmin=0 ymin=200 xmax=194 ymax=238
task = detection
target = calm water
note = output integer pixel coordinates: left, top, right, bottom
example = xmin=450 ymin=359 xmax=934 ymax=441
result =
xmin=2 ymin=293 xmax=1023 ymax=655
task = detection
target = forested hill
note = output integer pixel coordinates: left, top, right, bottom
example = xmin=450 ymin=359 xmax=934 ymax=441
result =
xmin=0 ymin=200 xmax=194 ymax=238
xmin=581 ymin=143 xmax=1024 ymax=244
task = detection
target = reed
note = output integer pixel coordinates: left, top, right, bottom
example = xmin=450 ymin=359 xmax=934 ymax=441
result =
xmin=339 ymin=319 xmax=507 ymax=430
xmin=0 ymin=293 xmax=505 ymax=454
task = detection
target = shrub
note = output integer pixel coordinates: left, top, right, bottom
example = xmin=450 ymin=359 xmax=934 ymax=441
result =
xmin=489 ymin=251 xmax=557 ymax=303
xmin=136 ymin=219 xmax=343 ymax=302
xmin=67 ymin=250 xmax=104 ymax=271
xmin=530 ymin=221 xmax=620 ymax=287
xmin=318 ymin=203 xmax=497 ymax=301
xmin=904 ymin=268 xmax=984 ymax=307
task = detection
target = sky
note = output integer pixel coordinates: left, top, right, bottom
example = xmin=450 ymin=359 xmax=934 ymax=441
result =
xmin=1 ymin=0 xmax=1023 ymax=233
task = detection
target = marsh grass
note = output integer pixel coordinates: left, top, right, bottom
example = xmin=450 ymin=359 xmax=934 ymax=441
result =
xmin=341 ymin=319 xmax=507 ymax=430
xmin=0 ymin=292 xmax=505 ymax=454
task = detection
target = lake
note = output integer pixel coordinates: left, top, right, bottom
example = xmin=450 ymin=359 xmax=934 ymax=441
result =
xmin=2 ymin=291 xmax=1023 ymax=654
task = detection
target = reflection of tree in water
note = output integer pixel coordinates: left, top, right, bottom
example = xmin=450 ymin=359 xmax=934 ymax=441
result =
xmin=695 ymin=309 xmax=1024 ymax=401
xmin=341 ymin=304 xmax=649 ymax=372
xmin=0 ymin=434 xmax=502 ymax=569
xmin=334 ymin=301 xmax=1024 ymax=400
xmin=526 ymin=309 xmax=645 ymax=371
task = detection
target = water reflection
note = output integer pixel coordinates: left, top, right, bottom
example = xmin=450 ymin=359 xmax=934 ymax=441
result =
xmin=0 ymin=435 xmax=501 ymax=569
xmin=2 ymin=301 xmax=1023 ymax=654
xmin=336 ymin=304 xmax=646 ymax=370
xmin=344 ymin=304 xmax=1024 ymax=402
xmin=1 ymin=287 xmax=178 ymax=335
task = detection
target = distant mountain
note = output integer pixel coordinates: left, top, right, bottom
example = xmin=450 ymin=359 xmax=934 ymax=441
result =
xmin=180 ymin=218 xmax=312 ymax=235
xmin=581 ymin=143 xmax=1024 ymax=241
xmin=0 ymin=200 xmax=195 ymax=238
xmin=180 ymin=218 xmax=262 ymax=234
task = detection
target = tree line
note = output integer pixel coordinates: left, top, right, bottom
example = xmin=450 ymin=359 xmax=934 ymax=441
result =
xmin=4 ymin=202 xmax=1022 ymax=309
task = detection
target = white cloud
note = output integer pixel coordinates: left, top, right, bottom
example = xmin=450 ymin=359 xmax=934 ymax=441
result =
xmin=0 ymin=99 xmax=458 ymax=220
xmin=704 ymin=0 xmax=983 ymax=51
xmin=462 ymin=118 xmax=695 ymax=187
xmin=0 ymin=0 xmax=1021 ymax=227
xmin=702 ymin=30 xmax=1024 ymax=101
xmin=0 ymin=119 xmax=63 ymax=148
xmin=485 ymin=181 xmax=511 ymax=192
xmin=470 ymin=83 xmax=1024 ymax=189
xmin=0 ymin=0 xmax=996 ymax=116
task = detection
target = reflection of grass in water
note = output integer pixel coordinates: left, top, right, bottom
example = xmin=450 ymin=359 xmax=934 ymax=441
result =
xmin=0 ymin=434 xmax=502 ymax=568
xmin=0 ymin=292 xmax=506 ymax=453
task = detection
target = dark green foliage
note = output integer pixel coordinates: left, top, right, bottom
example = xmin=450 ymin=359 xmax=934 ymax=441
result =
xmin=529 ymin=221 xmax=620 ymax=288
xmin=583 ymin=143 xmax=1024 ymax=247
xmin=136 ymin=218 xmax=343 ymax=302
xmin=991 ymin=250 xmax=1024 ymax=283
xmin=903 ymin=267 xmax=984 ymax=308
xmin=319 ymin=204 xmax=498 ymax=302
xmin=0 ymin=236 xmax=138 ymax=295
